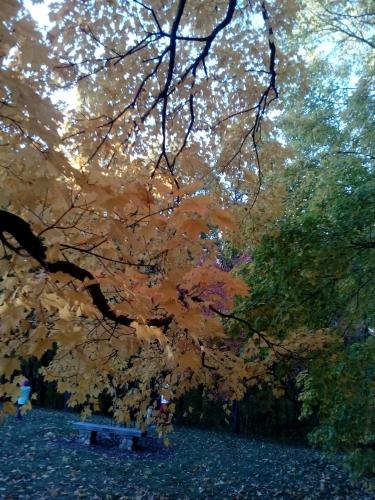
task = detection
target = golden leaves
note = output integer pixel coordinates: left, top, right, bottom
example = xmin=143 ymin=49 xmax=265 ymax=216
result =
xmin=30 ymin=337 xmax=55 ymax=359
xmin=177 ymin=351 xmax=201 ymax=371
xmin=0 ymin=357 xmax=20 ymax=378
xmin=40 ymin=292 xmax=66 ymax=312
xmin=177 ymin=195 xmax=212 ymax=215
xmin=174 ymin=180 xmax=204 ymax=196
xmin=131 ymin=321 xmax=166 ymax=345
xmin=209 ymin=207 xmax=236 ymax=231
xmin=0 ymin=0 xmax=296 ymax=428
xmin=0 ymin=303 xmax=28 ymax=332
xmin=178 ymin=218 xmax=209 ymax=240
xmin=46 ymin=244 xmax=61 ymax=262
xmin=0 ymin=0 xmax=20 ymax=20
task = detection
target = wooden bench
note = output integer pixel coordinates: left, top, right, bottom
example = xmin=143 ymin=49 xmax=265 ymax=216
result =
xmin=71 ymin=421 xmax=145 ymax=451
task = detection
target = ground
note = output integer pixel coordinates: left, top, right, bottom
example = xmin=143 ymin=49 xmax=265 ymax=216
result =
xmin=0 ymin=408 xmax=373 ymax=499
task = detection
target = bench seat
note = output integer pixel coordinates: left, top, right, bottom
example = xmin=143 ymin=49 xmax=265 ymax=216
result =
xmin=72 ymin=421 xmax=145 ymax=450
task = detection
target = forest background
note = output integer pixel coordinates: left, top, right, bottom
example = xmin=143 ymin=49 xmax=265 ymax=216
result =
xmin=0 ymin=0 xmax=374 ymax=480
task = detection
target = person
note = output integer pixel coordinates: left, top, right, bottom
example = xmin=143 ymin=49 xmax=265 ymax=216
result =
xmin=16 ymin=379 xmax=31 ymax=420
xmin=160 ymin=394 xmax=169 ymax=411
xmin=159 ymin=394 xmax=171 ymax=424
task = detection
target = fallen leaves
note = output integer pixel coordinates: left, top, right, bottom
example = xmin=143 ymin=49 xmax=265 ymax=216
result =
xmin=0 ymin=408 xmax=371 ymax=499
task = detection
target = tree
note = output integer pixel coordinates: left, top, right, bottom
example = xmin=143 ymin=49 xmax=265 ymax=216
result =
xmin=300 ymin=0 xmax=375 ymax=50
xmin=298 ymin=336 xmax=375 ymax=478
xmin=0 ymin=0 xmax=299 ymax=427
xmin=230 ymin=14 xmax=374 ymax=475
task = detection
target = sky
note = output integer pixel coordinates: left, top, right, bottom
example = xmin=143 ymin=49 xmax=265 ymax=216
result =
xmin=24 ymin=0 xmax=51 ymax=28
xmin=24 ymin=0 xmax=79 ymax=109
xmin=22 ymin=0 xmax=363 ymax=118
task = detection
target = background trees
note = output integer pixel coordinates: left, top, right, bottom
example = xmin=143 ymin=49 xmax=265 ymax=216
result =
xmin=228 ymin=2 xmax=374 ymax=476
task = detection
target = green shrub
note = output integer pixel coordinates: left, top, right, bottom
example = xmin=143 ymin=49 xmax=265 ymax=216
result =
xmin=298 ymin=336 xmax=375 ymax=478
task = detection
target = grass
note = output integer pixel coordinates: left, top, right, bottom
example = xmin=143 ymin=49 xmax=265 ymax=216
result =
xmin=0 ymin=408 xmax=372 ymax=499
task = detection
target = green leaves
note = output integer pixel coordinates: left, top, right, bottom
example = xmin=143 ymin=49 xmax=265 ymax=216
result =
xmin=298 ymin=336 xmax=375 ymax=478
xmin=227 ymin=11 xmax=375 ymax=478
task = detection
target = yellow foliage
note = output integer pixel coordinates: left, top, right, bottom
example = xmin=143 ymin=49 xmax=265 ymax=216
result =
xmin=0 ymin=0 xmax=306 ymax=428
xmin=0 ymin=358 xmax=20 ymax=378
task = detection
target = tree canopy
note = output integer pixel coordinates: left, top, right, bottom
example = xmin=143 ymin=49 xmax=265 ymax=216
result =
xmin=0 ymin=0 xmax=298 ymax=427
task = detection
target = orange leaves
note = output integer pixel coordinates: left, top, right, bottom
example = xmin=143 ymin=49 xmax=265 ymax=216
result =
xmin=30 ymin=337 xmax=55 ymax=359
xmin=0 ymin=0 xmax=306 ymax=430
xmin=173 ymin=193 xmax=236 ymax=236
xmin=0 ymin=302 xmax=28 ymax=332
xmin=178 ymin=310 xmax=206 ymax=333
xmin=177 ymin=351 xmax=202 ymax=371
xmin=173 ymin=180 xmax=203 ymax=196
xmin=1 ymin=0 xmax=19 ymax=20
xmin=54 ymin=321 xmax=85 ymax=350
xmin=40 ymin=289 xmax=98 ymax=321
xmin=0 ymin=9 xmax=247 ymax=422
xmin=150 ymin=278 xmax=179 ymax=304
xmin=125 ymin=181 xmax=154 ymax=207
xmin=109 ymin=332 xmax=139 ymax=357
xmin=209 ymin=207 xmax=236 ymax=230
xmin=0 ymin=357 xmax=20 ymax=379
xmin=178 ymin=218 xmax=209 ymax=240
xmin=82 ymin=173 xmax=156 ymax=212
xmin=181 ymin=261 xmax=249 ymax=305
xmin=131 ymin=321 xmax=166 ymax=344
xmin=177 ymin=195 xmax=212 ymax=215
xmin=25 ymin=322 xmax=54 ymax=358
xmin=40 ymin=292 xmax=66 ymax=313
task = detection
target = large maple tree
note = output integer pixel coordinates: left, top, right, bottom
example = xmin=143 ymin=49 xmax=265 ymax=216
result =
xmin=0 ymin=0 xmax=304 ymax=426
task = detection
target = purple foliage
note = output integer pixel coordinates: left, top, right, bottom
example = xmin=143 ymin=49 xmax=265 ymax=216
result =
xmin=193 ymin=254 xmax=251 ymax=316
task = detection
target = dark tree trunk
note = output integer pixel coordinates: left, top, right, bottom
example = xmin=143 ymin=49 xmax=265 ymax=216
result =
xmin=63 ymin=391 xmax=71 ymax=411
xmin=231 ymin=400 xmax=240 ymax=434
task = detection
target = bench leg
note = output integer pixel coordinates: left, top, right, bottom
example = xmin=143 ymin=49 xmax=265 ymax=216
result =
xmin=90 ymin=430 xmax=98 ymax=445
xmin=78 ymin=431 xmax=90 ymax=445
xmin=78 ymin=430 xmax=97 ymax=445
xmin=119 ymin=437 xmax=134 ymax=451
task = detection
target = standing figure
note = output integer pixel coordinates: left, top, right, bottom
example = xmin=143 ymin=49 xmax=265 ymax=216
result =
xmin=16 ymin=379 xmax=31 ymax=420
xmin=160 ymin=394 xmax=171 ymax=425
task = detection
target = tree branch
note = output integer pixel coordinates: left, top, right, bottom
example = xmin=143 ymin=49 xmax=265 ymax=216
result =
xmin=0 ymin=210 xmax=172 ymax=330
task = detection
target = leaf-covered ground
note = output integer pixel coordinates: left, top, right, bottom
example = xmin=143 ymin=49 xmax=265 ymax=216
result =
xmin=0 ymin=408 xmax=373 ymax=499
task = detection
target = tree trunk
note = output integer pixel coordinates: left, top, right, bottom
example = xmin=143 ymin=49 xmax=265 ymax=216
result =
xmin=231 ymin=400 xmax=240 ymax=434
